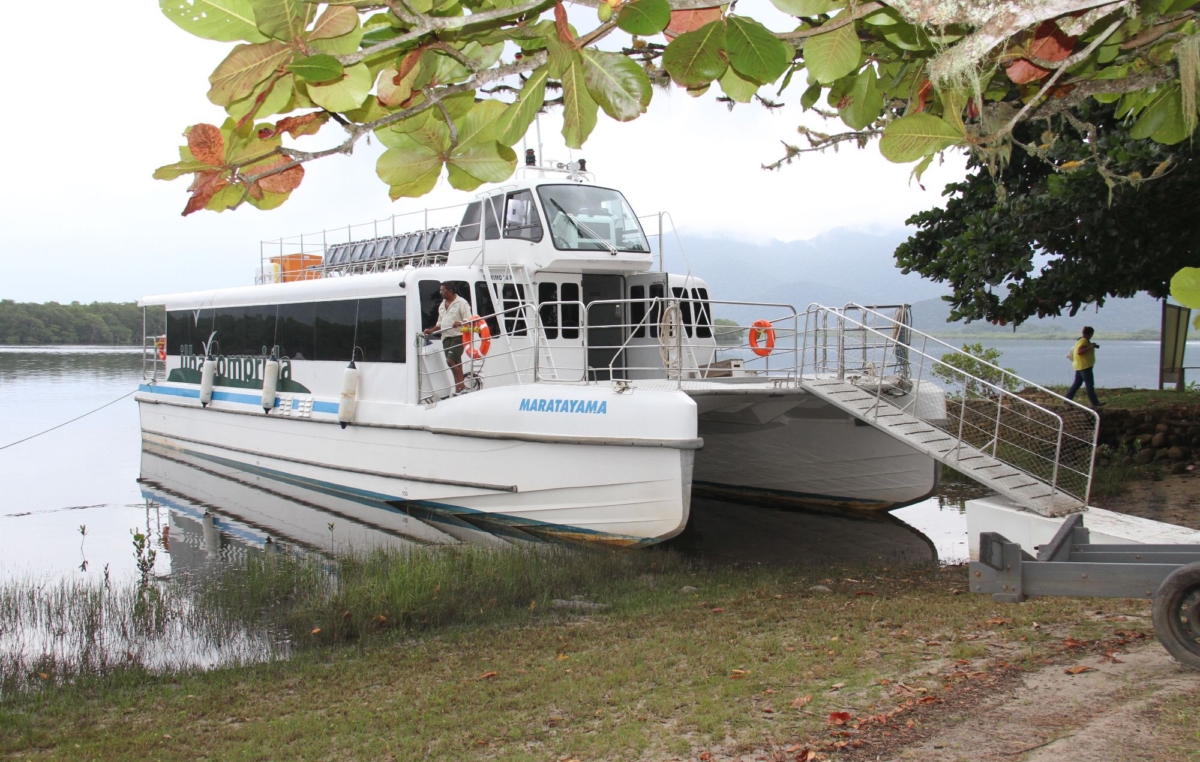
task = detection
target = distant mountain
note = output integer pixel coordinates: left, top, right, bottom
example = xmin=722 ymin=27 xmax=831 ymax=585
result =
xmin=673 ymin=229 xmax=1180 ymax=339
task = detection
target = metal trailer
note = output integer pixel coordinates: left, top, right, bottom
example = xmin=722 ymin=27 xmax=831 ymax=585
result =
xmin=970 ymin=513 xmax=1200 ymax=671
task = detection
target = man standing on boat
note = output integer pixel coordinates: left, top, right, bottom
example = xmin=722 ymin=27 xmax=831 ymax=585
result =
xmin=424 ymin=282 xmax=471 ymax=394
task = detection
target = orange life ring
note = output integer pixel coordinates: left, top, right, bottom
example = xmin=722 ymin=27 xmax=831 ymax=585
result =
xmin=155 ymin=336 xmax=166 ymax=361
xmin=462 ymin=315 xmax=491 ymax=359
xmin=748 ymin=319 xmax=775 ymax=357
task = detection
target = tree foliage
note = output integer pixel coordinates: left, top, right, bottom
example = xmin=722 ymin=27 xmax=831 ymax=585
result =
xmin=895 ymin=102 xmax=1200 ymax=325
xmin=0 ymin=301 xmax=158 ymax=345
xmin=155 ymin=0 xmax=1200 ymax=214
xmin=932 ymin=342 xmax=1019 ymax=397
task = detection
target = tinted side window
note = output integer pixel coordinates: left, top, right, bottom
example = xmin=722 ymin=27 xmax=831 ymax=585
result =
xmin=484 ymin=197 xmax=501 ymax=240
xmin=630 ymin=285 xmax=646 ymax=338
xmin=276 ymin=303 xmax=315 ymax=360
xmin=693 ymin=288 xmax=712 ymax=339
xmin=166 ymin=310 xmax=192 ymax=356
xmin=538 ymin=282 xmax=558 ymax=340
xmin=356 ymin=297 xmax=407 ymax=363
xmin=419 ymin=280 xmax=442 ymax=330
xmin=672 ymin=287 xmax=694 ymax=338
xmin=456 ymin=202 xmax=481 ymax=242
xmin=648 ymin=283 xmax=664 ymax=339
xmin=474 ymin=281 xmax=500 ymax=337
xmin=560 ymin=282 xmax=580 ymax=340
xmin=501 ymin=283 xmax=527 ymax=336
xmin=504 ymin=190 xmax=543 ymax=242
xmin=315 ymin=300 xmax=358 ymax=361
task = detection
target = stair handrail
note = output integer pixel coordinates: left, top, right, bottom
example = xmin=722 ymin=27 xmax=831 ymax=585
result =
xmin=800 ymin=303 xmax=1099 ymax=509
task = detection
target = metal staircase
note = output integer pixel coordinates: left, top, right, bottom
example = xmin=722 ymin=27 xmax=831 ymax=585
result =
xmin=796 ymin=304 xmax=1101 ymax=517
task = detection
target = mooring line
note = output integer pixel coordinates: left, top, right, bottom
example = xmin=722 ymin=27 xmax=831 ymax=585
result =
xmin=0 ymin=389 xmax=137 ymax=451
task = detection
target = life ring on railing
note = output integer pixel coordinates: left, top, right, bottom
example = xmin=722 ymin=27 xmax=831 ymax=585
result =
xmin=748 ymin=320 xmax=775 ymax=357
xmin=155 ymin=336 xmax=166 ymax=361
xmin=462 ymin=316 xmax=491 ymax=359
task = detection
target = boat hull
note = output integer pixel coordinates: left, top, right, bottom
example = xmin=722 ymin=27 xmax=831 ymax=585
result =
xmin=137 ymin=384 xmax=696 ymax=546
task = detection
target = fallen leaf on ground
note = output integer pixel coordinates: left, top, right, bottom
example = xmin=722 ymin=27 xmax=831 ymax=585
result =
xmin=829 ymin=682 xmax=845 ymax=691
xmin=828 ymin=711 xmax=852 ymax=725
xmin=1064 ymin=666 xmax=1098 ymax=675
xmin=710 ymin=607 xmax=726 ymax=613
xmin=791 ymin=694 xmax=813 ymax=709
xmin=478 ymin=671 xmax=498 ymax=679
xmin=310 ymin=627 xmax=321 ymax=635
xmin=730 ymin=669 xmax=749 ymax=679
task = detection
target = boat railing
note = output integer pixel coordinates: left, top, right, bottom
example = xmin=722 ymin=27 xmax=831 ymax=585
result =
xmin=799 ymin=303 xmax=1100 ymax=508
xmin=415 ymin=301 xmax=539 ymax=402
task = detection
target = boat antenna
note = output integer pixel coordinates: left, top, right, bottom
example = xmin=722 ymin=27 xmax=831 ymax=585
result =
xmin=535 ymin=114 xmax=543 ymax=171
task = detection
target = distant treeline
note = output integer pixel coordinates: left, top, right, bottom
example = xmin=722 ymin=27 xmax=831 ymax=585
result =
xmin=0 ymin=301 xmax=159 ymax=345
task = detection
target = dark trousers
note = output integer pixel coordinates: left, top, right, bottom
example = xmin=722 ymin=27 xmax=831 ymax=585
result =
xmin=1066 ymin=367 xmax=1100 ymax=406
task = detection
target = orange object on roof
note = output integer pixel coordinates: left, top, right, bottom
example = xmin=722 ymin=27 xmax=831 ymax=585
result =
xmin=271 ymin=253 xmax=323 ymax=282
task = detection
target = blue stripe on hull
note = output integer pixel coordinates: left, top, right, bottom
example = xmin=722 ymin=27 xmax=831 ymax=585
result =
xmin=139 ymin=384 xmax=337 ymax=414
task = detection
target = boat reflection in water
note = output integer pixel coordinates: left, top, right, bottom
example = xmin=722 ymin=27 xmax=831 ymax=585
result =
xmin=140 ymin=442 xmax=938 ymax=573
xmin=138 ymin=443 xmax=528 ymax=575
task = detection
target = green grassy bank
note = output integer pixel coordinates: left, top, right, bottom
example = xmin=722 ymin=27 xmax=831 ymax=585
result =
xmin=0 ymin=546 xmax=1161 ymax=761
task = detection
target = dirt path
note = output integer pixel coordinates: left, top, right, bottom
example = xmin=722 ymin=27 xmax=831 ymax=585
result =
xmin=1091 ymin=472 xmax=1200 ymax=532
xmin=892 ymin=643 xmax=1199 ymax=762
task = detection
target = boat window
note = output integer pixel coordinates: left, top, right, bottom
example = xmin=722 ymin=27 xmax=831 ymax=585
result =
xmin=214 ymin=305 xmax=277 ymax=356
xmin=501 ymin=283 xmax=527 ymax=335
xmin=314 ymin=300 xmax=358 ymax=361
xmin=671 ymin=287 xmax=694 ymax=338
xmin=166 ymin=308 xmax=215 ymax=356
xmin=538 ymin=282 xmax=558 ymax=340
xmin=536 ymin=185 xmax=649 ymax=253
xmin=276 ymin=302 xmax=316 ymax=360
xmin=355 ymin=296 xmax=407 ymax=363
xmin=484 ymin=197 xmax=501 ymax=240
xmin=630 ymin=285 xmax=646 ymax=338
xmin=473 ymin=281 xmax=501 ymax=337
xmin=456 ymin=203 xmax=481 ymax=241
xmin=648 ymin=283 xmax=664 ymax=339
xmin=692 ymin=288 xmax=712 ymax=339
xmin=560 ymin=282 xmax=580 ymax=340
xmin=420 ymin=279 xmax=471 ymax=331
xmin=504 ymin=190 xmax=543 ymax=242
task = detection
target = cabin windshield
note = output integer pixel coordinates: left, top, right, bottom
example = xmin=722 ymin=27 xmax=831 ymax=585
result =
xmin=536 ymin=185 xmax=649 ymax=253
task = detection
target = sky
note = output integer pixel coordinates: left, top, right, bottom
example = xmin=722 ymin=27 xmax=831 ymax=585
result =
xmin=0 ymin=1 xmax=967 ymax=304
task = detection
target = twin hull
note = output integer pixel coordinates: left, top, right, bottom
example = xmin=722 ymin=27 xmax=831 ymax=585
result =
xmin=137 ymin=381 xmax=938 ymax=546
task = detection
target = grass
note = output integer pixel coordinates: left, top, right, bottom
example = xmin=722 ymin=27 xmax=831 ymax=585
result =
xmin=1038 ymin=385 xmax=1200 ymax=412
xmin=0 ymin=555 xmax=1152 ymax=761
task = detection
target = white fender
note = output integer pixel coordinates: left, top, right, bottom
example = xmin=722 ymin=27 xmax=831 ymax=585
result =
xmin=338 ymin=360 xmax=359 ymax=428
xmin=262 ymin=357 xmax=280 ymax=412
xmin=200 ymin=358 xmax=216 ymax=407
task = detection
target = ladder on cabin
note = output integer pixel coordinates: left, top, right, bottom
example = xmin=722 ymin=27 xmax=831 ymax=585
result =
xmin=796 ymin=305 xmax=1100 ymax=517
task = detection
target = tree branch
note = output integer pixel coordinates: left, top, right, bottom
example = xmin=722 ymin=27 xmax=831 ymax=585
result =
xmin=777 ymin=3 xmax=883 ymax=42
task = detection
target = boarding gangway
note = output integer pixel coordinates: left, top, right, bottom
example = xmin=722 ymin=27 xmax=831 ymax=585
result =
xmin=794 ymin=304 xmax=1100 ymax=517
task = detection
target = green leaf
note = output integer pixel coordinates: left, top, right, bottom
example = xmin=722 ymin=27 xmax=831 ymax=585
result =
xmin=251 ymin=0 xmax=313 ymax=41
xmin=227 ymin=73 xmax=294 ymax=120
xmin=800 ymin=82 xmax=822 ymax=109
xmin=725 ymin=16 xmax=791 ymax=85
xmin=287 ymin=54 xmax=344 ymax=83
xmin=308 ymin=5 xmax=363 ymax=55
xmin=376 ymin=132 xmax=444 ymax=199
xmin=1133 ymin=86 xmax=1190 ymax=144
xmin=581 ymin=49 xmax=652 ymax=121
xmin=878 ymin=112 xmax=964 ymax=163
xmin=803 ymin=17 xmax=861 ymax=84
xmin=839 ymin=66 xmax=882 ymax=129
xmin=561 ymin=55 xmax=599 ymax=149
xmin=616 ymin=0 xmax=671 ymax=35
xmin=306 ymin=62 xmax=372 ymax=112
xmin=247 ymin=189 xmax=292 ymax=210
xmin=207 ymin=41 xmax=294 ymax=106
xmin=770 ymin=0 xmax=838 ymax=17
xmin=160 ymin=0 xmax=268 ymax=43
xmin=1171 ymin=267 xmax=1200 ymax=309
xmin=1130 ymin=86 xmax=1174 ymax=139
xmin=153 ymin=160 xmax=216 ymax=181
xmin=662 ymin=21 xmax=728 ymax=88
xmin=453 ymin=100 xmax=509 ymax=150
xmin=719 ymin=66 xmax=759 ymax=103
xmin=448 ymin=143 xmax=518 ymax=189
xmin=497 ymin=65 xmax=549 ymax=146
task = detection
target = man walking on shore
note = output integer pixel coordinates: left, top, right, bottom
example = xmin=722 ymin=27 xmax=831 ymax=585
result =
xmin=1066 ymin=326 xmax=1103 ymax=407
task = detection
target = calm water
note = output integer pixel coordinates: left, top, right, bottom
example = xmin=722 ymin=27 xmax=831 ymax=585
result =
xmin=9 ymin=340 xmax=1177 ymax=583
xmin=943 ymin=338 xmax=1200 ymax=389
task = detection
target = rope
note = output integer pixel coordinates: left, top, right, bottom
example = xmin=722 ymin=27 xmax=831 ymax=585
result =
xmin=0 ymin=389 xmax=137 ymax=452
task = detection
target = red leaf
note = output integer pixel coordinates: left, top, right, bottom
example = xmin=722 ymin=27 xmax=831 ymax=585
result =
xmin=396 ymin=48 xmax=423 ymax=83
xmin=1006 ymin=58 xmax=1050 ymax=84
xmin=710 ymin=607 xmax=726 ymax=613
xmin=187 ymin=123 xmax=225 ymax=166
xmin=478 ymin=671 xmax=498 ymax=679
xmin=1029 ymin=20 xmax=1076 ymax=63
xmin=275 ymin=112 xmax=330 ymax=139
xmin=913 ymin=79 xmax=932 ymax=113
xmin=254 ymin=158 xmax=305 ymax=194
xmin=554 ymin=1 xmax=573 ymax=44
xmin=827 ymin=711 xmax=852 ymax=725
xmin=665 ymin=7 xmax=723 ymax=40
xmin=182 ymin=171 xmax=228 ymax=216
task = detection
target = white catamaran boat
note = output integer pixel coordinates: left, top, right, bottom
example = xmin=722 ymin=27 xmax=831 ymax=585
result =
xmin=137 ymin=161 xmax=1100 ymax=547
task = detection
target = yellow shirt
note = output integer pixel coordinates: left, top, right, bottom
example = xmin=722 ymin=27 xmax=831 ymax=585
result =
xmin=1071 ymin=337 xmax=1095 ymax=371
